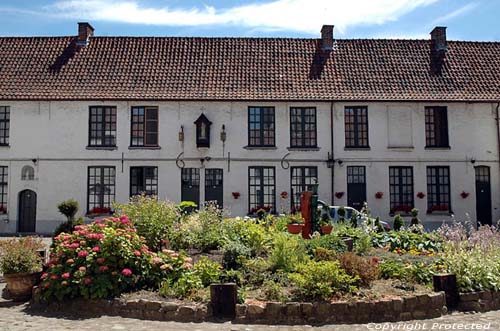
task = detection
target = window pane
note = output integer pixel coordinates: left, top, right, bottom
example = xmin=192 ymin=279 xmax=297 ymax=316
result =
xmin=89 ymin=106 xmax=117 ymax=147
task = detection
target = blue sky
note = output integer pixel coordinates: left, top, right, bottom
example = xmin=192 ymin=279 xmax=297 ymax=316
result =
xmin=0 ymin=0 xmax=499 ymax=41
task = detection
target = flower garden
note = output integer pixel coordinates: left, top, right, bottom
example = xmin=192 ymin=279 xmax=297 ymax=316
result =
xmin=2 ymin=195 xmax=500 ymax=323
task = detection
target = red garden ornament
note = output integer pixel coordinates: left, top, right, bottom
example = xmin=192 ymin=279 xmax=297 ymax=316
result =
xmin=335 ymin=192 xmax=345 ymax=199
xmin=460 ymin=191 xmax=469 ymax=199
xmin=232 ymin=192 xmax=240 ymax=199
xmin=375 ymin=192 xmax=384 ymax=199
xmin=417 ymin=192 xmax=426 ymax=199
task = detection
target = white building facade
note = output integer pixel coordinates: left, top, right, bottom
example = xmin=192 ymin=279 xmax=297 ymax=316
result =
xmin=0 ymin=24 xmax=499 ymax=233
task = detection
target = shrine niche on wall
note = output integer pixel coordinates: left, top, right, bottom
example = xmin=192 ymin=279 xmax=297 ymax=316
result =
xmin=194 ymin=113 xmax=212 ymax=148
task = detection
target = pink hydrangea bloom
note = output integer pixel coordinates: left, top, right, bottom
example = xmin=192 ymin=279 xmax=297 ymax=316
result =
xmin=79 ymin=266 xmax=86 ymax=272
xmin=99 ymin=265 xmax=109 ymax=272
xmin=61 ymin=272 xmax=71 ymax=279
xmin=69 ymin=243 xmax=79 ymax=249
xmin=78 ymin=250 xmax=89 ymax=257
xmin=40 ymin=273 xmax=48 ymax=280
xmin=96 ymin=257 xmax=106 ymax=264
xmin=121 ymin=268 xmax=132 ymax=276
xmin=84 ymin=278 xmax=92 ymax=284
xmin=92 ymin=246 xmax=100 ymax=252
xmin=152 ymin=257 xmax=162 ymax=264
xmin=66 ymin=259 xmax=74 ymax=264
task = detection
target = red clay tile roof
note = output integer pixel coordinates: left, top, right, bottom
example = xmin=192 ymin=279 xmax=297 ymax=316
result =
xmin=0 ymin=36 xmax=500 ymax=101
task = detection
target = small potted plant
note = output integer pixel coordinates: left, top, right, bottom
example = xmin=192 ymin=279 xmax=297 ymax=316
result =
xmin=287 ymin=214 xmax=304 ymax=234
xmin=0 ymin=237 xmax=44 ymax=301
xmin=375 ymin=192 xmax=384 ymax=199
xmin=232 ymin=192 xmax=240 ymax=199
xmin=319 ymin=214 xmax=333 ymax=235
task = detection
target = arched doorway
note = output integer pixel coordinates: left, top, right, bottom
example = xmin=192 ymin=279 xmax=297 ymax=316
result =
xmin=18 ymin=189 xmax=37 ymax=233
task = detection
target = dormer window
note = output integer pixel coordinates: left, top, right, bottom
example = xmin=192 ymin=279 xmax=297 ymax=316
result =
xmin=194 ymin=113 xmax=212 ymax=148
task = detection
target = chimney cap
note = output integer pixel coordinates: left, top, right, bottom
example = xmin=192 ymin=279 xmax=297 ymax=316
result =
xmin=78 ymin=22 xmax=95 ymax=31
xmin=321 ymin=25 xmax=334 ymax=33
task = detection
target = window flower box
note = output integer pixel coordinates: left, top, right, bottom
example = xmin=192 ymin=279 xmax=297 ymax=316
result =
xmin=87 ymin=206 xmax=112 ymax=217
xmin=390 ymin=205 xmax=413 ymax=214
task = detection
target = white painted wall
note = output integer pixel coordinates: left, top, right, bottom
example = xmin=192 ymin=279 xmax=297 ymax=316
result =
xmin=0 ymin=101 xmax=497 ymax=233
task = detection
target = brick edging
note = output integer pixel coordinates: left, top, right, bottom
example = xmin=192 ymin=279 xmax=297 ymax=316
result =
xmin=30 ymin=292 xmax=447 ymax=324
xmin=458 ymin=291 xmax=500 ymax=313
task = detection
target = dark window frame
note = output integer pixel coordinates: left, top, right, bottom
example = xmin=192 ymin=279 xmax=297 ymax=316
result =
xmin=425 ymin=106 xmax=449 ymax=148
xmin=130 ymin=166 xmax=158 ymax=197
xmin=130 ymin=106 xmax=159 ymax=147
xmin=389 ymin=166 xmax=414 ymax=214
xmin=0 ymin=106 xmax=10 ymax=146
xmin=248 ymin=166 xmax=276 ymax=214
xmin=344 ymin=106 xmax=369 ymax=148
xmin=290 ymin=166 xmax=318 ymax=211
xmin=248 ymin=106 xmax=275 ymax=147
xmin=87 ymin=166 xmax=116 ymax=213
xmin=290 ymin=107 xmax=317 ymax=148
xmin=0 ymin=166 xmax=7 ymax=214
xmin=427 ymin=166 xmax=451 ymax=213
xmin=88 ymin=106 xmax=117 ymax=147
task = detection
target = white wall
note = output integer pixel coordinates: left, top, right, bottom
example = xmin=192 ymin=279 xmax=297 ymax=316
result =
xmin=0 ymin=100 xmax=497 ymax=233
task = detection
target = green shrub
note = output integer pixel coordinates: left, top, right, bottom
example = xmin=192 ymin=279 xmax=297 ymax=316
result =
xmin=441 ymin=245 xmax=500 ymax=292
xmin=353 ymin=233 xmax=373 ymax=255
xmin=113 ymin=195 xmax=180 ymax=251
xmin=178 ymin=201 xmax=198 ymax=214
xmin=393 ymin=214 xmax=405 ymax=231
xmin=222 ymin=241 xmax=251 ymax=270
xmin=222 ymin=219 xmax=271 ymax=256
xmin=219 ymin=269 xmax=243 ymax=286
xmin=290 ymin=260 xmax=358 ymax=300
xmin=410 ymin=208 xmax=421 ymax=226
xmin=337 ymin=252 xmax=379 ymax=287
xmin=371 ymin=230 xmax=442 ymax=253
xmin=261 ymin=280 xmax=289 ymax=302
xmin=193 ymin=256 xmax=222 ymax=287
xmin=0 ymin=237 xmax=44 ymax=274
xmin=160 ymin=271 xmax=203 ymax=299
xmin=57 ymin=199 xmax=79 ymax=221
xmin=242 ymin=257 xmax=270 ymax=285
xmin=305 ymin=234 xmax=347 ymax=255
xmin=313 ymin=247 xmax=337 ymax=261
xmin=378 ymin=259 xmax=407 ymax=280
xmin=268 ymin=233 xmax=307 ymax=272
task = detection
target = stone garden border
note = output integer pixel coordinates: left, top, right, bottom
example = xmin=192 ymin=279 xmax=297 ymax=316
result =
xmin=458 ymin=291 xmax=500 ymax=312
xmin=30 ymin=292 xmax=448 ymax=325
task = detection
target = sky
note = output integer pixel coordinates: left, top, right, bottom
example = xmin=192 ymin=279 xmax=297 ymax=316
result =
xmin=0 ymin=0 xmax=499 ymax=41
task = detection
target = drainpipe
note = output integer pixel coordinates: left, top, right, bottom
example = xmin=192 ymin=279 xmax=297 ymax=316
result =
xmin=496 ymin=102 xmax=500 ymax=211
xmin=330 ymin=101 xmax=335 ymax=205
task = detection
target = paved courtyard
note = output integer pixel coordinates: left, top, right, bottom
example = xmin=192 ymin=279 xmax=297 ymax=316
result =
xmin=0 ymin=292 xmax=499 ymax=331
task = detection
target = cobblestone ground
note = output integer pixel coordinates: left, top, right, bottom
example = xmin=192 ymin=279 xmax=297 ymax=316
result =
xmin=1 ymin=293 xmax=499 ymax=331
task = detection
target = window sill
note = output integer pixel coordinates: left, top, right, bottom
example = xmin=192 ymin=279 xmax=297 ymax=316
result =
xmin=426 ymin=211 xmax=453 ymax=216
xmin=344 ymin=147 xmax=371 ymax=151
xmin=86 ymin=213 xmax=113 ymax=218
xmin=244 ymin=146 xmax=278 ymax=150
xmin=389 ymin=213 xmax=411 ymax=217
xmin=128 ymin=146 xmax=161 ymax=150
xmin=0 ymin=145 xmax=10 ymax=148
xmin=287 ymin=147 xmax=321 ymax=151
xmin=86 ymin=146 xmax=117 ymax=151
xmin=387 ymin=146 xmax=414 ymax=150
xmin=425 ymin=146 xmax=451 ymax=150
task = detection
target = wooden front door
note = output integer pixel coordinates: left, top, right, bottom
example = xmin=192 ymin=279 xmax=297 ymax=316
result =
xmin=205 ymin=168 xmax=223 ymax=207
xmin=18 ymin=189 xmax=37 ymax=233
xmin=475 ymin=166 xmax=492 ymax=225
xmin=347 ymin=166 xmax=366 ymax=211
xmin=181 ymin=168 xmax=200 ymax=207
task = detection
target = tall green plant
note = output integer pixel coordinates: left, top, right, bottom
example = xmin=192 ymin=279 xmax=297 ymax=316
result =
xmin=268 ymin=233 xmax=307 ymax=272
xmin=113 ymin=195 xmax=180 ymax=251
xmin=57 ymin=199 xmax=79 ymax=221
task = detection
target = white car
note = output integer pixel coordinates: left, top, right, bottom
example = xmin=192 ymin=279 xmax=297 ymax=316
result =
xmin=318 ymin=203 xmax=391 ymax=231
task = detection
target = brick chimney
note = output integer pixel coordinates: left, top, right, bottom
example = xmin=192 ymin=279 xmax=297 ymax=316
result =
xmin=77 ymin=22 xmax=94 ymax=46
xmin=430 ymin=26 xmax=447 ymax=52
xmin=430 ymin=26 xmax=447 ymax=75
xmin=321 ymin=25 xmax=334 ymax=51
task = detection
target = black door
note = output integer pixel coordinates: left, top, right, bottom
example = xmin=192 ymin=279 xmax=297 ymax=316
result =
xmin=347 ymin=166 xmax=366 ymax=211
xmin=18 ymin=189 xmax=37 ymax=233
xmin=205 ymin=168 xmax=223 ymax=207
xmin=181 ymin=168 xmax=200 ymax=206
xmin=475 ymin=166 xmax=492 ymax=225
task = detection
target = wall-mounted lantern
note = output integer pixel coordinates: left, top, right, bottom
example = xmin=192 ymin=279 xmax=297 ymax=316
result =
xmin=178 ymin=125 xmax=184 ymax=142
xmin=194 ymin=113 xmax=212 ymax=148
xmin=220 ymin=124 xmax=227 ymax=142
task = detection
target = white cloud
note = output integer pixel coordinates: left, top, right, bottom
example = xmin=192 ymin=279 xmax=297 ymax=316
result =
xmin=432 ymin=2 xmax=477 ymax=24
xmin=46 ymin=0 xmax=438 ymax=35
